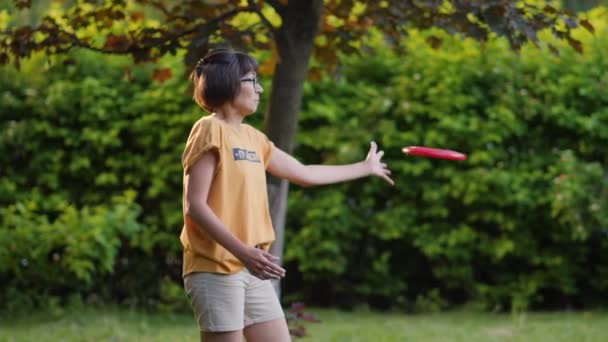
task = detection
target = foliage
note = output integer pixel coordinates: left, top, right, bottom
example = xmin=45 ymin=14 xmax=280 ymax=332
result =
xmin=0 ymin=7 xmax=607 ymax=314
xmin=0 ymin=191 xmax=142 ymax=312
xmin=284 ymin=9 xmax=608 ymax=311
xmin=0 ymin=0 xmax=600 ymax=319
xmin=0 ymin=49 xmax=198 ymax=310
xmin=285 ymin=302 xmax=321 ymax=338
xmin=0 ymin=1 xmax=593 ymax=72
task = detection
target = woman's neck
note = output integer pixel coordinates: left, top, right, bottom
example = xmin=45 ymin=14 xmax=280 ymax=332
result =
xmin=213 ymin=110 xmax=243 ymax=129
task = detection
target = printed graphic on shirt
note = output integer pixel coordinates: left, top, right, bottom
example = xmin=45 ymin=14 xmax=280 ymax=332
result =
xmin=233 ymin=148 xmax=261 ymax=163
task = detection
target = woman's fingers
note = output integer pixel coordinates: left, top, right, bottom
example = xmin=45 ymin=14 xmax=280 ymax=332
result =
xmin=367 ymin=143 xmax=394 ymax=185
xmin=262 ymin=251 xmax=285 ymax=275
xmin=265 ymin=264 xmax=285 ymax=278
xmin=255 ymin=267 xmax=283 ymax=280
xmin=366 ymin=141 xmax=393 ymax=184
xmin=382 ymin=174 xmax=395 ymax=186
xmin=251 ymin=250 xmax=285 ymax=279
xmin=369 ymin=141 xmax=377 ymax=154
xmin=244 ymin=247 xmax=286 ymax=280
xmin=264 ymin=251 xmax=280 ymax=263
xmin=265 ymin=262 xmax=286 ymax=277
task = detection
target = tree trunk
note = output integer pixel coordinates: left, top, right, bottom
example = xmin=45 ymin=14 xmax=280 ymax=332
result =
xmin=265 ymin=0 xmax=324 ymax=297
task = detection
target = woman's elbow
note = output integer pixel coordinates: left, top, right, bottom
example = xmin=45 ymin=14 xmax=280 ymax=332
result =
xmin=185 ymin=199 xmax=206 ymax=217
xmin=290 ymin=177 xmax=315 ymax=188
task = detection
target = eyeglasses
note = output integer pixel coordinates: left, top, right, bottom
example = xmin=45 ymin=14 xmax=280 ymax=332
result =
xmin=240 ymin=76 xmax=260 ymax=86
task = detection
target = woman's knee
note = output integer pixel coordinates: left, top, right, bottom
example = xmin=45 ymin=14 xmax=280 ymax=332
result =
xmin=200 ymin=330 xmax=244 ymax=342
xmin=243 ymin=318 xmax=290 ymax=342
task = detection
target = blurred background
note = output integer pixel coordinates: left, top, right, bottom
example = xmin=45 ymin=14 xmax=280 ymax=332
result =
xmin=1 ymin=1 xmax=607 ymax=340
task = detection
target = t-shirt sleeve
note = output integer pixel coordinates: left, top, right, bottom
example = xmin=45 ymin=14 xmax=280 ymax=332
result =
xmin=182 ymin=119 xmax=222 ymax=174
xmin=255 ymin=129 xmax=275 ymax=168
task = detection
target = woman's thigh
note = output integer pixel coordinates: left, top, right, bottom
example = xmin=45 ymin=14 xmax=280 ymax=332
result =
xmin=184 ymin=270 xmax=287 ymax=341
xmin=243 ymin=270 xmax=285 ymax=327
xmin=184 ymin=272 xmax=247 ymax=333
xmin=242 ymin=270 xmax=289 ymax=341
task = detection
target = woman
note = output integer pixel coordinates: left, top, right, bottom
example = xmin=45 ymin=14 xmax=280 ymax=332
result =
xmin=181 ymin=48 xmax=393 ymax=342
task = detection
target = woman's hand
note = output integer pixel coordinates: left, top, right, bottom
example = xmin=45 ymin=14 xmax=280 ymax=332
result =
xmin=237 ymin=246 xmax=286 ymax=280
xmin=365 ymin=141 xmax=394 ymax=185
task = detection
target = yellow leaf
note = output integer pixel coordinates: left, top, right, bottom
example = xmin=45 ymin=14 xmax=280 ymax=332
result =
xmin=258 ymin=43 xmax=279 ymax=75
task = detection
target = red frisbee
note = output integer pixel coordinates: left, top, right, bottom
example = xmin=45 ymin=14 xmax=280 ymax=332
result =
xmin=402 ymin=146 xmax=467 ymax=160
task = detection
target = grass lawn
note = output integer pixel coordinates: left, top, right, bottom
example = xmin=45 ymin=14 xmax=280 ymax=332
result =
xmin=1 ymin=307 xmax=606 ymax=341
xmin=304 ymin=309 xmax=607 ymax=341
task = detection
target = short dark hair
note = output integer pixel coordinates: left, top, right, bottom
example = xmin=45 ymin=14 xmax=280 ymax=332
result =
xmin=189 ymin=48 xmax=258 ymax=112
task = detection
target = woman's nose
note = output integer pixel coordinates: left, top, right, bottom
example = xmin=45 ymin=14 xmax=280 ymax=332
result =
xmin=256 ymin=83 xmax=263 ymax=94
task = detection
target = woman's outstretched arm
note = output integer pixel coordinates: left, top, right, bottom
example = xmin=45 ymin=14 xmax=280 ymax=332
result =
xmin=267 ymin=141 xmax=394 ymax=187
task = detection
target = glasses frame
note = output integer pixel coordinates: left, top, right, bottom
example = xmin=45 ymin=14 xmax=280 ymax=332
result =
xmin=240 ymin=76 xmax=260 ymax=86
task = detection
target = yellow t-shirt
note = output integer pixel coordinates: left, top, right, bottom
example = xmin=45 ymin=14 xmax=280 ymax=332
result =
xmin=180 ymin=115 xmax=275 ymax=276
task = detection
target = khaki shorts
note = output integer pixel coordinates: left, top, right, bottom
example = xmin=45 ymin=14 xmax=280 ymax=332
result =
xmin=183 ymin=269 xmax=285 ymax=332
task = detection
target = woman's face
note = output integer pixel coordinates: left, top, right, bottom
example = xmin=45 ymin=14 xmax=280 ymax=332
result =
xmin=233 ymin=71 xmax=263 ymax=116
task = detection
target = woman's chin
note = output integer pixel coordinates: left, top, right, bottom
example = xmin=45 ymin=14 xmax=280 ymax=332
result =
xmin=244 ymin=107 xmax=258 ymax=116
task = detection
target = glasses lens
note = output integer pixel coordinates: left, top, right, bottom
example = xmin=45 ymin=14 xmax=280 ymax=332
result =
xmin=241 ymin=77 xmax=260 ymax=87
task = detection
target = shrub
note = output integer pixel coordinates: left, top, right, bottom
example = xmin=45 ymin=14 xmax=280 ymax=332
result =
xmin=1 ymin=8 xmax=607 ymax=313
xmin=0 ymin=191 xmax=142 ymax=311
xmin=284 ymin=9 xmax=608 ymax=311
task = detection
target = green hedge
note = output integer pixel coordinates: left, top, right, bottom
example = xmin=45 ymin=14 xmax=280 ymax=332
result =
xmin=0 ymin=191 xmax=142 ymax=311
xmin=0 ymin=52 xmax=199 ymax=310
xmin=1 ymin=9 xmax=607 ymax=312
xmin=284 ymin=13 xmax=608 ymax=311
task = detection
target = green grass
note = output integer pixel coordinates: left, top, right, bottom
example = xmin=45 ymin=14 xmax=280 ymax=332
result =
xmin=1 ymin=307 xmax=606 ymax=341
xmin=302 ymin=309 xmax=608 ymax=342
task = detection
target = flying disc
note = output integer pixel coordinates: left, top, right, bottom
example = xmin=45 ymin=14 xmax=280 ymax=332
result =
xmin=402 ymin=146 xmax=467 ymax=160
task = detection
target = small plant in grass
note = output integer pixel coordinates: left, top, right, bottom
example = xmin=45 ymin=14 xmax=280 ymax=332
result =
xmin=286 ymin=302 xmax=321 ymax=338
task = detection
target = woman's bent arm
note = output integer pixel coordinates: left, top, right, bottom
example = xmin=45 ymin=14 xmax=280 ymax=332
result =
xmin=185 ymin=152 xmax=285 ymax=279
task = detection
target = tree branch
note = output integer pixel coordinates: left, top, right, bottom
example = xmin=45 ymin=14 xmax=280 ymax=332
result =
xmin=266 ymin=0 xmax=286 ymax=14
xmin=1 ymin=7 xmax=248 ymax=64
xmin=248 ymin=0 xmax=276 ymax=32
